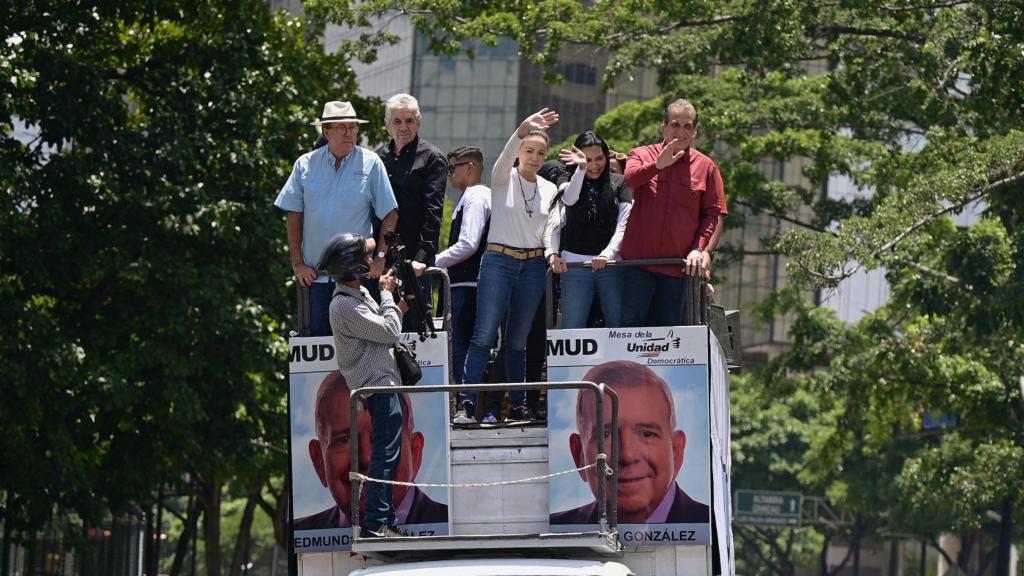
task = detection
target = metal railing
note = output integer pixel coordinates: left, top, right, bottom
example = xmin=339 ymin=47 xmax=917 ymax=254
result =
xmin=545 ymin=258 xmax=710 ymax=329
xmin=296 ymin=260 xmax=709 ymax=335
xmin=296 ymin=267 xmax=452 ymax=339
xmin=348 ymin=381 xmax=621 ymax=541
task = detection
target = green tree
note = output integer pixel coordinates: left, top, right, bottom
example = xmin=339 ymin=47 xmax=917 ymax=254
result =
xmin=731 ymin=371 xmax=824 ymax=575
xmin=0 ymin=1 xmax=382 ymax=573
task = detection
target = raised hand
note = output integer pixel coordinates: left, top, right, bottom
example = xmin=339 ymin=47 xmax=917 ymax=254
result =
xmin=655 ymin=138 xmax=688 ymax=169
xmin=517 ymin=108 xmax=560 ymax=138
xmin=559 ymin=145 xmax=586 ymax=166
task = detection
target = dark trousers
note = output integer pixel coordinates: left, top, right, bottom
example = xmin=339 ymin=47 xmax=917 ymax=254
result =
xmin=363 ymin=392 xmax=403 ymax=529
xmin=307 ymin=282 xmax=335 ymax=337
xmin=449 ymin=286 xmax=476 ymax=385
xmin=621 ymin=267 xmax=686 ymax=327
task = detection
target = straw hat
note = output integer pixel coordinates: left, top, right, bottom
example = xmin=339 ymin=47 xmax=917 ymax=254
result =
xmin=311 ymin=101 xmax=369 ymax=126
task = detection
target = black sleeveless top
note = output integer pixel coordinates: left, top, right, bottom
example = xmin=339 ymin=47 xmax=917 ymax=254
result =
xmin=561 ymin=172 xmax=632 ymax=256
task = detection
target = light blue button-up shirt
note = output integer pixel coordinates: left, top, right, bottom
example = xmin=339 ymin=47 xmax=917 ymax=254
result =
xmin=275 ymin=145 xmax=398 ymax=282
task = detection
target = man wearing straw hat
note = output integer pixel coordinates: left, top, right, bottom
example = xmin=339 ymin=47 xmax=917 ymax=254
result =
xmin=275 ymin=101 xmax=399 ymax=336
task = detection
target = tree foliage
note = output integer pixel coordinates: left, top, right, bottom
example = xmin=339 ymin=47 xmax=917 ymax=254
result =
xmin=0 ymin=0 xmax=378 ymax=571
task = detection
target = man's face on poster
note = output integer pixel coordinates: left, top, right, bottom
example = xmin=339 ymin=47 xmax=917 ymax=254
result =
xmin=308 ymin=379 xmax=421 ymax=517
xmin=570 ymin=375 xmax=686 ymax=523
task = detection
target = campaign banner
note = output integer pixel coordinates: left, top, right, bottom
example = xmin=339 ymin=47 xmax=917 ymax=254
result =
xmin=547 ymin=327 xmax=712 ymax=546
xmin=289 ymin=334 xmax=451 ymax=553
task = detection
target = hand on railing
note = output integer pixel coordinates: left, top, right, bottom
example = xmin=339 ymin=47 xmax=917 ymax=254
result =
xmin=292 ymin=261 xmax=317 ymax=287
xmin=684 ymin=249 xmax=705 ymax=278
xmin=549 ymin=253 xmax=568 ymax=274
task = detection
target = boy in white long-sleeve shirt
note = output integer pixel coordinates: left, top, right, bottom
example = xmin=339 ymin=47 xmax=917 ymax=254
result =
xmin=435 ymin=147 xmax=491 ymax=390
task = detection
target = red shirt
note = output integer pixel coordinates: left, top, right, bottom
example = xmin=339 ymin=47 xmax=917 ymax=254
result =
xmin=620 ymin=143 xmax=725 ymax=277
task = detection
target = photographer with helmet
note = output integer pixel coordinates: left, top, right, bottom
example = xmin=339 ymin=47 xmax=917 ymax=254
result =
xmin=317 ymin=232 xmax=419 ymax=539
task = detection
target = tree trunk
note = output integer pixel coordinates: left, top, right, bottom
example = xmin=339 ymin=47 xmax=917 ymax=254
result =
xmin=154 ymin=486 xmax=165 ymax=576
xmin=783 ymin=529 xmax=796 ymax=576
xmin=144 ymin=501 xmax=155 ymax=576
xmin=284 ymin=473 xmax=297 ymax=576
xmin=24 ymin=531 xmax=35 ymax=576
xmin=275 ymin=477 xmax=290 ymax=551
xmin=227 ymin=494 xmax=259 ymax=576
xmin=170 ymin=493 xmax=199 ymax=576
xmin=852 ymin=515 xmax=862 ymax=576
xmin=819 ymin=528 xmax=832 ymax=576
xmin=958 ymin=530 xmax=975 ymax=571
xmin=761 ymin=527 xmax=796 ymax=576
xmin=994 ymin=497 xmax=1013 ymax=576
xmin=919 ymin=538 xmax=927 ymax=576
xmin=191 ymin=505 xmax=200 ymax=576
xmin=254 ymin=477 xmax=289 ymax=576
xmin=888 ymin=539 xmax=903 ymax=576
xmin=824 ymin=528 xmax=854 ymax=576
xmin=2 ymin=491 xmax=13 ymax=576
xmin=200 ymin=480 xmax=222 ymax=576
xmin=933 ymin=534 xmax=959 ymax=574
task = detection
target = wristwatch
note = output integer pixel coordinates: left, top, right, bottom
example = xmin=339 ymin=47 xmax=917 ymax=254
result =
xmin=375 ymin=251 xmax=386 ymax=260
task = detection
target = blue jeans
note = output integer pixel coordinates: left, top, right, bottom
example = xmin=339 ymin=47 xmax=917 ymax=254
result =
xmin=559 ymin=266 xmax=624 ymax=329
xmin=621 ymin=268 xmax=686 ymax=327
xmin=449 ymin=286 xmax=476 ymax=384
xmin=308 ymin=282 xmax=335 ymax=337
xmin=363 ymin=392 xmax=403 ymax=529
xmin=461 ymin=251 xmax=546 ymax=407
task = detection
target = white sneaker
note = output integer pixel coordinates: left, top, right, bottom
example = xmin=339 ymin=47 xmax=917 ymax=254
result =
xmin=481 ymin=413 xmax=498 ymax=424
xmin=453 ymin=401 xmax=476 ymax=424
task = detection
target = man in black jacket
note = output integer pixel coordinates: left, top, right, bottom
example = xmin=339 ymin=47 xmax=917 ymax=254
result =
xmin=375 ymin=94 xmax=448 ymax=331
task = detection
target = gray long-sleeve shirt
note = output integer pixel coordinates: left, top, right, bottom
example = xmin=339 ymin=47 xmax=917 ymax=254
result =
xmin=329 ymin=283 xmax=403 ymax=391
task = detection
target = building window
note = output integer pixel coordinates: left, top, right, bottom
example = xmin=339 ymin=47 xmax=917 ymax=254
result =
xmin=556 ymin=62 xmax=597 ymax=86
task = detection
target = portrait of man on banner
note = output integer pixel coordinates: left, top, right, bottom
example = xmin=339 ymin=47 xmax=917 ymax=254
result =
xmin=294 ymin=371 xmax=447 ymax=530
xmin=548 ymin=354 xmax=711 ymax=545
xmin=289 ymin=361 xmax=449 ymax=552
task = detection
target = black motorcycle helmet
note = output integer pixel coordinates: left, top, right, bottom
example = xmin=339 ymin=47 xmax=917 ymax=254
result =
xmin=316 ymin=233 xmax=369 ymax=280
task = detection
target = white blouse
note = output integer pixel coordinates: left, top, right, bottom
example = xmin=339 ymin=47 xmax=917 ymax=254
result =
xmin=487 ymin=133 xmax=559 ymax=252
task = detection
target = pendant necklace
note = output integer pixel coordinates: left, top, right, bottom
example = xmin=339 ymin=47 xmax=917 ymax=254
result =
xmin=516 ymin=169 xmax=538 ymax=218
xmin=584 ymin=180 xmax=600 ymax=224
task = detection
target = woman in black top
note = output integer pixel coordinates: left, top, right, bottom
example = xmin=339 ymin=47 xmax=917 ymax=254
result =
xmin=547 ymin=131 xmax=633 ymax=328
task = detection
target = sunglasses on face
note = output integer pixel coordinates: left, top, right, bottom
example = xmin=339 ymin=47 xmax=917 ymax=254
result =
xmin=447 ymin=161 xmax=472 ymax=175
xmin=324 ymin=124 xmax=358 ymax=133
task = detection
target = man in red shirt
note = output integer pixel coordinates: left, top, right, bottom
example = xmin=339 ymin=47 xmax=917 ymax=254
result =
xmin=619 ymin=99 xmax=725 ymax=327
